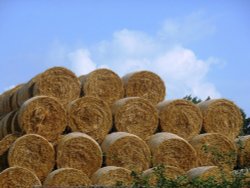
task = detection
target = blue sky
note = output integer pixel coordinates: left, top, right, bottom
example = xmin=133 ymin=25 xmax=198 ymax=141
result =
xmin=0 ymin=1 xmax=249 ymax=115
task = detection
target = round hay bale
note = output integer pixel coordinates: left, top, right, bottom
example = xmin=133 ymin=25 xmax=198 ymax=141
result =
xmin=8 ymin=134 xmax=55 ymax=181
xmin=142 ymin=165 xmax=186 ymax=186
xmin=0 ymin=133 xmax=20 ymax=156
xmin=235 ymin=135 xmax=250 ymax=168
xmin=147 ymin=132 xmax=198 ymax=171
xmin=80 ymin=68 xmax=124 ymax=106
xmin=18 ymin=96 xmax=67 ymax=142
xmin=92 ymin=166 xmax=132 ymax=186
xmin=0 ymin=111 xmax=16 ymax=139
xmin=189 ymin=133 xmax=237 ymax=170
xmin=157 ymin=99 xmax=202 ymax=140
xmin=67 ymin=96 xmax=112 ymax=143
xmin=56 ymin=132 xmax=102 ymax=177
xmin=198 ymin=99 xmax=243 ymax=140
xmin=17 ymin=67 xmax=81 ymax=107
xmin=187 ymin=166 xmax=232 ymax=182
xmin=112 ymin=97 xmax=158 ymax=140
xmin=101 ymin=132 xmax=151 ymax=172
xmin=43 ymin=168 xmax=91 ymax=186
xmin=0 ymin=166 xmax=41 ymax=187
xmin=122 ymin=71 xmax=166 ymax=105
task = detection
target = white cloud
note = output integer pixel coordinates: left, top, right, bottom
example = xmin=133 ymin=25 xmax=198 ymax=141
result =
xmin=48 ymin=12 xmax=221 ymax=99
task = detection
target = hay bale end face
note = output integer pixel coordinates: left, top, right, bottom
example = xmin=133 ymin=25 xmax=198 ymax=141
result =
xmin=0 ymin=133 xmax=20 ymax=156
xmin=189 ymin=133 xmax=237 ymax=170
xmin=67 ymin=96 xmax=112 ymax=144
xmin=142 ymin=165 xmax=186 ymax=186
xmin=113 ymin=97 xmax=158 ymax=140
xmin=56 ymin=132 xmax=103 ymax=177
xmin=0 ymin=166 xmax=41 ymax=187
xmin=43 ymin=168 xmax=91 ymax=186
xmin=8 ymin=134 xmax=55 ymax=181
xmin=17 ymin=67 xmax=81 ymax=107
xmin=157 ymin=99 xmax=202 ymax=140
xmin=198 ymin=99 xmax=243 ymax=140
xmin=80 ymin=68 xmax=124 ymax=106
xmin=18 ymin=96 xmax=67 ymax=142
xmin=102 ymin=132 xmax=151 ymax=172
xmin=235 ymin=135 xmax=250 ymax=168
xmin=122 ymin=71 xmax=166 ymax=105
xmin=147 ymin=132 xmax=198 ymax=171
xmin=92 ymin=166 xmax=132 ymax=186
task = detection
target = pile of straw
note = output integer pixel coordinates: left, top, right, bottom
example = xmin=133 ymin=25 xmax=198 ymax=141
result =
xmin=101 ymin=132 xmax=151 ymax=172
xmin=0 ymin=111 xmax=17 ymax=140
xmin=187 ymin=166 xmax=232 ymax=182
xmin=80 ymin=69 xmax=124 ymax=106
xmin=142 ymin=165 xmax=185 ymax=186
xmin=18 ymin=96 xmax=67 ymax=142
xmin=17 ymin=67 xmax=80 ymax=108
xmin=122 ymin=71 xmax=165 ymax=105
xmin=92 ymin=166 xmax=132 ymax=186
xmin=157 ymin=99 xmax=202 ymax=140
xmin=8 ymin=134 xmax=55 ymax=181
xmin=189 ymin=133 xmax=237 ymax=170
xmin=43 ymin=168 xmax=91 ymax=186
xmin=198 ymin=99 xmax=243 ymax=140
xmin=56 ymin=132 xmax=102 ymax=177
xmin=235 ymin=135 xmax=250 ymax=168
xmin=67 ymin=96 xmax=112 ymax=143
xmin=112 ymin=97 xmax=158 ymax=140
xmin=147 ymin=132 xmax=198 ymax=171
xmin=0 ymin=166 xmax=41 ymax=187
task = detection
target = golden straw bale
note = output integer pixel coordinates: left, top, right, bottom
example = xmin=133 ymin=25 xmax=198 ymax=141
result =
xmin=112 ymin=97 xmax=158 ymax=140
xmin=147 ymin=132 xmax=198 ymax=171
xmin=67 ymin=96 xmax=112 ymax=143
xmin=235 ymin=135 xmax=250 ymax=168
xmin=80 ymin=68 xmax=124 ymax=106
xmin=0 ymin=166 xmax=41 ymax=187
xmin=92 ymin=166 xmax=132 ymax=186
xmin=17 ymin=67 xmax=81 ymax=107
xmin=56 ymin=132 xmax=102 ymax=177
xmin=187 ymin=166 xmax=232 ymax=182
xmin=198 ymin=99 xmax=243 ymax=140
xmin=0 ymin=111 xmax=16 ymax=140
xmin=43 ymin=168 xmax=91 ymax=186
xmin=189 ymin=133 xmax=237 ymax=170
xmin=101 ymin=132 xmax=151 ymax=172
xmin=157 ymin=99 xmax=202 ymax=140
xmin=122 ymin=71 xmax=165 ymax=105
xmin=18 ymin=96 xmax=67 ymax=142
xmin=8 ymin=134 xmax=55 ymax=181
xmin=0 ymin=133 xmax=20 ymax=156
xmin=142 ymin=165 xmax=186 ymax=186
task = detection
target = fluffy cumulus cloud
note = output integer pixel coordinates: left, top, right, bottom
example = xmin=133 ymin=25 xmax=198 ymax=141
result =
xmin=50 ymin=13 xmax=221 ymax=99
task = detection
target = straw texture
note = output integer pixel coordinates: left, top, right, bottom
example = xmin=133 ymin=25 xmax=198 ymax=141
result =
xmin=235 ymin=135 xmax=250 ymax=168
xmin=8 ymin=134 xmax=55 ymax=181
xmin=80 ymin=69 xmax=124 ymax=106
xmin=0 ymin=111 xmax=16 ymax=140
xmin=122 ymin=71 xmax=166 ymax=105
xmin=147 ymin=132 xmax=198 ymax=171
xmin=187 ymin=166 xmax=232 ymax=182
xmin=43 ymin=168 xmax=91 ymax=186
xmin=101 ymin=132 xmax=151 ymax=172
xmin=18 ymin=96 xmax=67 ymax=142
xmin=17 ymin=67 xmax=80 ymax=107
xmin=157 ymin=99 xmax=202 ymax=140
xmin=0 ymin=133 xmax=20 ymax=156
xmin=92 ymin=166 xmax=132 ymax=186
xmin=56 ymin=132 xmax=102 ymax=177
xmin=0 ymin=166 xmax=41 ymax=187
xmin=189 ymin=133 xmax=237 ymax=170
xmin=112 ymin=97 xmax=158 ymax=140
xmin=198 ymin=99 xmax=243 ymax=140
xmin=68 ymin=96 xmax=112 ymax=143
xmin=143 ymin=166 xmax=185 ymax=186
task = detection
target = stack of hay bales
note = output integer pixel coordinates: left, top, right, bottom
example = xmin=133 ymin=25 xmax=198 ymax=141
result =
xmin=0 ymin=66 xmax=245 ymax=187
